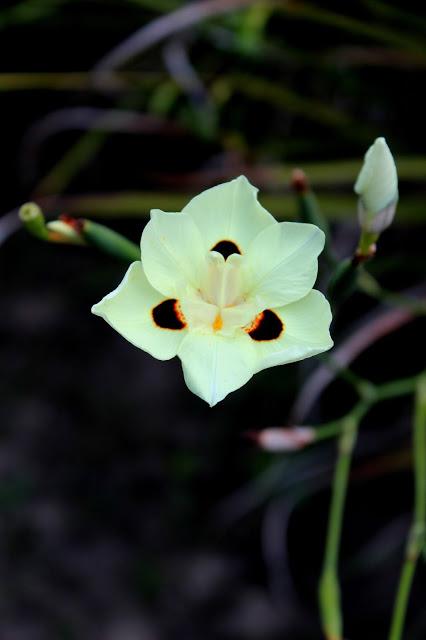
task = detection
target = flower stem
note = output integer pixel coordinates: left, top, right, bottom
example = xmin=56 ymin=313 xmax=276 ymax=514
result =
xmin=82 ymin=219 xmax=140 ymax=262
xmin=20 ymin=202 xmax=140 ymax=262
xmin=357 ymin=230 xmax=378 ymax=257
xmin=376 ymin=376 xmax=420 ymax=402
xmin=318 ymin=375 xmax=420 ymax=639
xmin=388 ymin=374 xmax=426 ymax=640
xmin=318 ymin=408 xmax=365 ymax=640
xmin=314 ymin=420 xmax=345 ymax=443
xmin=19 ymin=202 xmax=50 ymax=241
xmin=358 ymin=270 xmax=426 ymax=316
xmin=290 ymin=168 xmax=336 ymax=267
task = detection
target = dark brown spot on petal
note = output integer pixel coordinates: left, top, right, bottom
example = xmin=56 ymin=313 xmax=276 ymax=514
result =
xmin=152 ymin=299 xmax=186 ymax=330
xmin=211 ymin=239 xmax=241 ymax=259
xmin=246 ymin=309 xmax=284 ymax=341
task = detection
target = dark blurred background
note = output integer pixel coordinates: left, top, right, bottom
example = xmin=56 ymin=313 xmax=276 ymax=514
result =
xmin=1 ymin=1 xmax=426 ymax=638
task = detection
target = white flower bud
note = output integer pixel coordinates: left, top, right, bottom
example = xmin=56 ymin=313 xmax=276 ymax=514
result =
xmin=250 ymin=427 xmax=315 ymax=452
xmin=354 ymin=137 xmax=398 ymax=234
xmin=46 ymin=219 xmax=85 ymax=244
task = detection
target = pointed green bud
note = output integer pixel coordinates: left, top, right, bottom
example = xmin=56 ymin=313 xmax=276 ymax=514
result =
xmin=354 ymin=137 xmax=398 ymax=234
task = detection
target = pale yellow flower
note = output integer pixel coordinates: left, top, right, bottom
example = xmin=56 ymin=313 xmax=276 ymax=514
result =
xmin=92 ymin=177 xmax=333 ymax=405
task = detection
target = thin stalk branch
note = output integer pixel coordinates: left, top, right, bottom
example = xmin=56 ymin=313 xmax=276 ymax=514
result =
xmin=318 ymin=407 xmax=367 ymax=640
xmin=93 ymin=0 xmax=263 ymax=78
xmin=377 ymin=377 xmax=421 ymax=402
xmin=318 ymin=374 xmax=420 ymax=640
xmin=358 ymin=271 xmax=426 ymax=316
xmin=291 ymin=306 xmax=414 ymax=423
xmin=388 ymin=374 xmax=426 ymax=640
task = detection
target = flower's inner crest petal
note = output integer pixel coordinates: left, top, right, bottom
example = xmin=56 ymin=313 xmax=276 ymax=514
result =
xmin=202 ymin=252 xmax=244 ymax=309
xmin=245 ymin=309 xmax=284 ymax=341
xmin=211 ymin=239 xmax=241 ymax=260
xmin=152 ymin=299 xmax=187 ymax=330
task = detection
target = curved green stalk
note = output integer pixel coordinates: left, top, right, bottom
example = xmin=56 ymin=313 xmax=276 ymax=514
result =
xmin=358 ymin=271 xmax=426 ymax=316
xmin=277 ymin=2 xmax=426 ymax=55
xmin=319 ymin=406 xmax=367 ymax=640
xmin=318 ymin=375 xmax=421 ymax=639
xmin=82 ymin=219 xmax=140 ymax=262
xmin=20 ymin=202 xmax=140 ymax=262
xmin=388 ymin=374 xmax=426 ymax=640
xmin=19 ymin=202 xmax=49 ymax=241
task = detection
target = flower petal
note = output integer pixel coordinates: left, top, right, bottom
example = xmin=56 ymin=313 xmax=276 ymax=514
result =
xmin=178 ymin=331 xmax=257 ymax=406
xmin=141 ymin=209 xmax=206 ymax=298
xmin=243 ymin=221 xmax=325 ymax=308
xmin=91 ymin=261 xmax=186 ymax=360
xmin=182 ymin=175 xmax=276 ymax=254
xmin=179 ymin=291 xmax=218 ymax=331
xmin=251 ymin=290 xmax=333 ymax=372
xmin=221 ymin=301 xmax=260 ymax=335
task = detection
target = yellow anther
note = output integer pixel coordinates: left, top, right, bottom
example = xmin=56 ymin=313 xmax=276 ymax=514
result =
xmin=213 ymin=313 xmax=223 ymax=331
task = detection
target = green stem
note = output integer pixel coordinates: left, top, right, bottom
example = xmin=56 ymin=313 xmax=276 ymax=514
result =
xmin=278 ymin=2 xmax=426 ymax=55
xmin=314 ymin=421 xmax=345 ymax=443
xmin=82 ymin=220 xmax=141 ymax=262
xmin=319 ymin=408 xmax=366 ymax=640
xmin=376 ymin=377 xmax=420 ymax=402
xmin=327 ymin=257 xmax=359 ymax=306
xmin=328 ymin=227 xmax=379 ymax=307
xmin=19 ymin=202 xmax=49 ymax=241
xmin=35 ymin=129 xmax=109 ymax=197
xmin=357 ymin=230 xmax=378 ymax=257
xmin=358 ymin=271 xmax=426 ymax=316
xmin=319 ymin=353 xmax=374 ymax=398
xmin=414 ymin=377 xmax=426 ymax=541
xmin=318 ymin=374 xmax=420 ymax=640
xmin=388 ymin=375 xmax=426 ymax=640
xmin=20 ymin=202 xmax=140 ymax=262
xmin=292 ymin=177 xmax=336 ymax=266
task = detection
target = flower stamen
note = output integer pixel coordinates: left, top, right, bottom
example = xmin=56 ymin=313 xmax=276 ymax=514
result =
xmin=213 ymin=312 xmax=223 ymax=332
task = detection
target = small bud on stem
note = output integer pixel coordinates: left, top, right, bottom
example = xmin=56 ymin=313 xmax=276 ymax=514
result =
xmin=246 ymin=427 xmax=316 ymax=452
xmin=291 ymin=168 xmax=309 ymax=195
xmin=19 ymin=203 xmax=86 ymax=245
xmin=46 ymin=215 xmax=86 ymax=245
xmin=354 ymin=137 xmax=398 ymax=236
xmin=329 ymin=137 xmax=398 ymax=298
xmin=20 ymin=203 xmax=140 ymax=261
